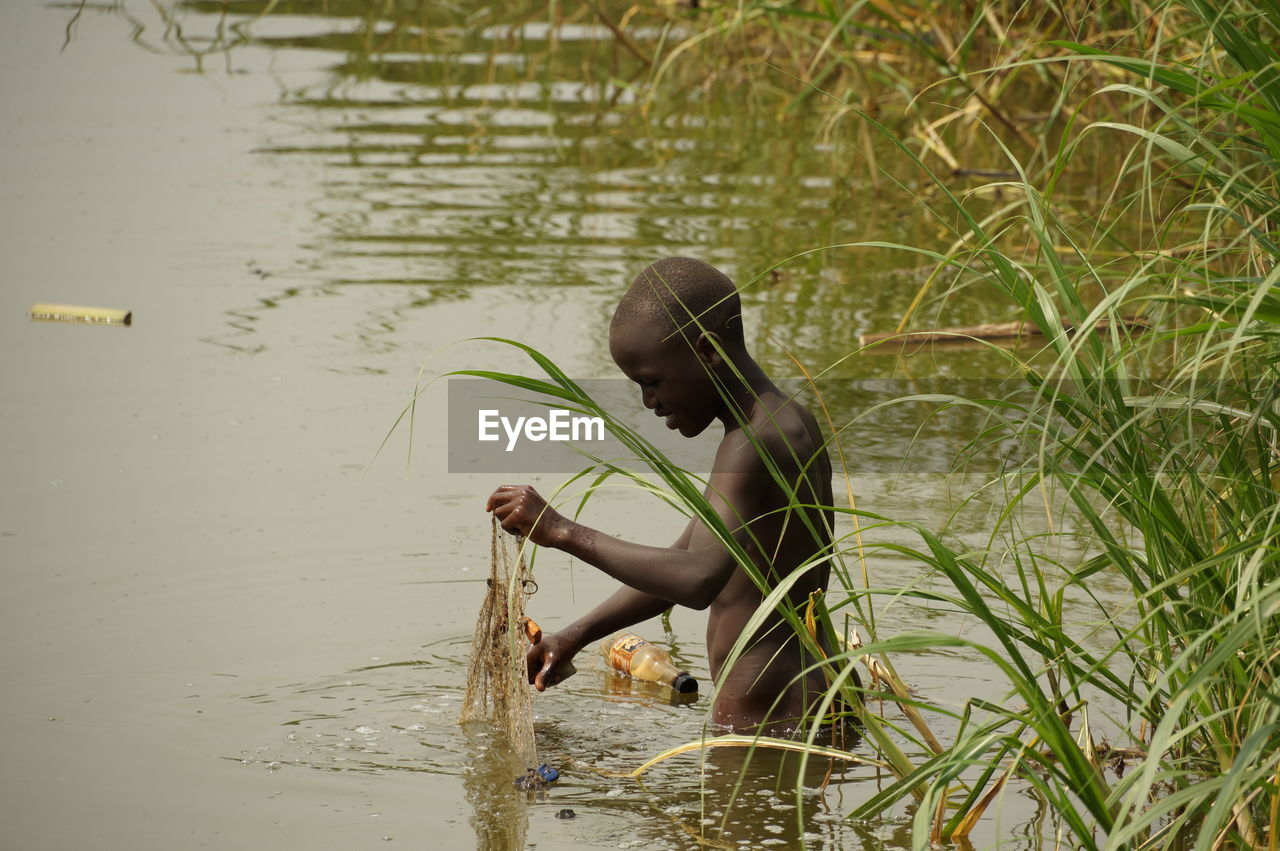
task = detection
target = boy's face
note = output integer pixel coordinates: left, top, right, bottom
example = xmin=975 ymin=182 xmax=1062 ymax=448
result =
xmin=609 ymin=320 xmax=721 ymax=438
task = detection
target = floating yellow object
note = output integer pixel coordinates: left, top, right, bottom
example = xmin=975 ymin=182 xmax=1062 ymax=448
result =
xmin=28 ymin=303 xmax=132 ymax=326
xmin=628 ymin=734 xmax=877 ymax=778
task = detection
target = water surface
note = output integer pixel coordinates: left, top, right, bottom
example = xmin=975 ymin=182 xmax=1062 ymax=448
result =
xmin=1 ymin=2 xmax=1115 ymax=847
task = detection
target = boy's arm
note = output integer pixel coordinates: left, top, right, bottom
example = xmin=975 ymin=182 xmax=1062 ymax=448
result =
xmin=488 ymin=435 xmax=768 ymax=610
xmin=527 ymin=523 xmax=694 ymax=690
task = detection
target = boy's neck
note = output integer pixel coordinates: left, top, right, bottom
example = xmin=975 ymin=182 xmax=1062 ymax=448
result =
xmin=712 ymin=355 xmax=775 ymax=431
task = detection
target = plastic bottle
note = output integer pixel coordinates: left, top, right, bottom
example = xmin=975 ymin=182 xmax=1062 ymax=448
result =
xmin=603 ymin=634 xmax=698 ymax=694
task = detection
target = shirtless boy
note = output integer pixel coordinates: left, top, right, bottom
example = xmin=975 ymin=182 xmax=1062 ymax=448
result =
xmin=485 ymin=257 xmax=836 ymax=734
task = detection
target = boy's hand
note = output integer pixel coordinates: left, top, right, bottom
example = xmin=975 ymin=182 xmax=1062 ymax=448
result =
xmin=526 ymin=631 xmax=580 ymax=691
xmin=486 ymin=485 xmax=570 ymax=548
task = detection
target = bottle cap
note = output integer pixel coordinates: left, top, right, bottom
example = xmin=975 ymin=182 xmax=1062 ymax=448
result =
xmin=672 ymin=672 xmax=698 ymax=694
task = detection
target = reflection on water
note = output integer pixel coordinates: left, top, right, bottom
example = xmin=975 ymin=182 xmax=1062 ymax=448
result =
xmin=462 ymin=728 xmax=530 ymax=851
xmin=105 ymin=0 xmax=1016 ymax=378
xmin=238 ymin=639 xmax=474 ymax=777
xmin=227 ymin=608 xmax=1063 ymax=846
xmin=237 ymin=637 xmax=900 ymax=849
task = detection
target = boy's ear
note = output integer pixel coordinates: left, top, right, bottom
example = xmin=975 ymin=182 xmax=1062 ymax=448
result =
xmin=694 ymin=332 xmax=724 ymax=368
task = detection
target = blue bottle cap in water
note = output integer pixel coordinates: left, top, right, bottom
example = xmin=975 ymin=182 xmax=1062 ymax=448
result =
xmin=535 ymin=764 xmax=559 ymax=783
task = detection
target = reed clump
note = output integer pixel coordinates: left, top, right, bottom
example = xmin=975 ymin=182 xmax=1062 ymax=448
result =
xmin=568 ymin=0 xmax=1220 ymax=177
xmin=761 ymin=0 xmax=1278 ymax=845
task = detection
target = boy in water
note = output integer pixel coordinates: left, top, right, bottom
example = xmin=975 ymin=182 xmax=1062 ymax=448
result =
xmin=485 ymin=257 xmax=835 ymax=734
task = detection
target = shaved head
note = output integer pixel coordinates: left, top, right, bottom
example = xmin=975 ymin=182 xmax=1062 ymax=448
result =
xmin=612 ymin=257 xmax=745 ymax=348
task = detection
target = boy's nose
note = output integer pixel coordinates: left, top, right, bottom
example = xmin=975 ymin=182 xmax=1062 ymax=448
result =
xmin=641 ymin=387 xmax=658 ymax=409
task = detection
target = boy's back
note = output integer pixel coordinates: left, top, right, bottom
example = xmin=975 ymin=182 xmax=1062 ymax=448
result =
xmin=699 ymin=390 xmax=834 ymax=730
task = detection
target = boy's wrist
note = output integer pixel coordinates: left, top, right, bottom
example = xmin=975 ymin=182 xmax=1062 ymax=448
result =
xmin=559 ymin=621 xmax=586 ymax=646
xmin=551 ymin=517 xmax=579 ymax=551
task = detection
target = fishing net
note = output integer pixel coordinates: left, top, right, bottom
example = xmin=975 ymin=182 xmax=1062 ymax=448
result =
xmin=459 ymin=517 xmax=538 ymax=769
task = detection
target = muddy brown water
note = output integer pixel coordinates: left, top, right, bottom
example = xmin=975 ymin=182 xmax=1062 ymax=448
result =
xmin=1 ymin=2 xmax=1128 ymax=848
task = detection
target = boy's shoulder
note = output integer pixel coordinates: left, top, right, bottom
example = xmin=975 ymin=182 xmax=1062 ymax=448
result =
xmin=712 ymin=393 xmax=824 ymax=476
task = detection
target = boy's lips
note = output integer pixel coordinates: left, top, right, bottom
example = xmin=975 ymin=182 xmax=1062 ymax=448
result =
xmin=655 ymin=409 xmax=677 ymax=429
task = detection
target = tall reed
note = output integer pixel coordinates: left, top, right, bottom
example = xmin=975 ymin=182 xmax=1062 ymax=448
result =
xmin=812 ymin=0 xmax=1279 ymax=844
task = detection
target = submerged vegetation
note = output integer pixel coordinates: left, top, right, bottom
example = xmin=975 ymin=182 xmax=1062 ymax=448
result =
xmin=441 ymin=0 xmax=1280 ymax=847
